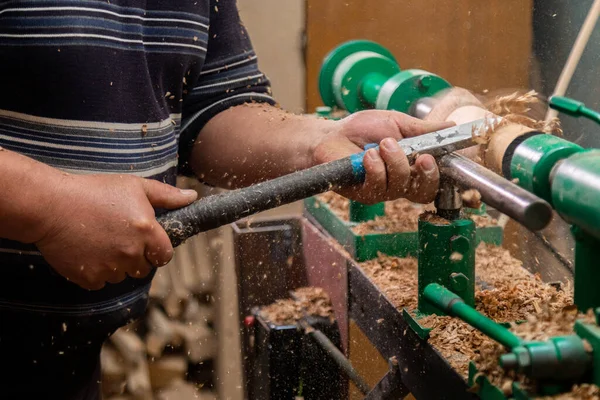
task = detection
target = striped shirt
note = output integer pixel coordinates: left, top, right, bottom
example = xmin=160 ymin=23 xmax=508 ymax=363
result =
xmin=0 ymin=0 xmax=274 ymax=314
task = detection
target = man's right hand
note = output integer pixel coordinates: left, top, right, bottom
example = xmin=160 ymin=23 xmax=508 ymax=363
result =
xmin=35 ymin=174 xmax=197 ymax=290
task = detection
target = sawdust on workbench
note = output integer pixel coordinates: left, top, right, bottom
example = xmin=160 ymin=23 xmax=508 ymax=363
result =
xmin=359 ymin=243 xmax=574 ymax=378
xmin=317 ymin=192 xmax=495 ymax=233
xmin=360 ymin=253 xmax=419 ymax=310
xmin=260 ymin=287 xmax=334 ymax=326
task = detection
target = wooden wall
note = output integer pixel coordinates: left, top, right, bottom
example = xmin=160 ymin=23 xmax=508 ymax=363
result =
xmin=305 ymin=0 xmax=534 ymax=111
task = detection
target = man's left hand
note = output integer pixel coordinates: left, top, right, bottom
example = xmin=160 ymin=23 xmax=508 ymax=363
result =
xmin=311 ymin=110 xmax=455 ymax=204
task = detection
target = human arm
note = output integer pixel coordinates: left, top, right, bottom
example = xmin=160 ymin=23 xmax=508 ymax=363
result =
xmin=190 ymin=105 xmax=453 ymax=204
xmin=0 ymin=148 xmax=197 ymax=289
xmin=180 ymin=0 xmax=453 ymax=204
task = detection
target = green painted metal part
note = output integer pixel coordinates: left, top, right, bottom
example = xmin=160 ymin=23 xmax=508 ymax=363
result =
xmin=303 ymin=197 xmax=418 ymax=261
xmin=375 ymin=69 xmax=452 ymax=113
xmin=571 ymin=227 xmax=600 ymax=313
xmin=348 ymin=200 xmax=385 ymax=222
xmin=499 ymin=335 xmax=590 ymax=382
xmin=574 ymin=319 xmax=600 ymax=387
xmin=510 ymin=134 xmax=583 ymax=203
xmin=318 ymin=40 xmax=399 ymax=112
xmin=549 ymin=95 xmax=600 ymax=125
xmin=551 ymin=150 xmax=600 ymax=241
xmin=318 ymin=39 xmax=452 ymax=114
xmin=331 ymin=52 xmax=400 ymax=112
xmin=304 ymin=196 xmax=501 ymax=262
xmin=423 ymin=283 xmax=523 ymax=349
xmin=417 ymin=217 xmax=476 ymax=315
xmin=468 ymin=362 xmax=508 ymax=400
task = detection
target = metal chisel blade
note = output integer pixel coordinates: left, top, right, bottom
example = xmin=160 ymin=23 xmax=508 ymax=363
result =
xmin=398 ymin=116 xmax=503 ymax=159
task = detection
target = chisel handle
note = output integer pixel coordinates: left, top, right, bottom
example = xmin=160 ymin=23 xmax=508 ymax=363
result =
xmin=157 ymin=156 xmax=362 ymax=247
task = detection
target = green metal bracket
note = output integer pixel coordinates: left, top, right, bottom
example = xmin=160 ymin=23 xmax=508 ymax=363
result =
xmin=304 ymin=196 xmax=502 ymax=262
xmin=418 ymin=218 xmax=476 ymax=315
xmin=348 ymin=200 xmax=385 ymax=222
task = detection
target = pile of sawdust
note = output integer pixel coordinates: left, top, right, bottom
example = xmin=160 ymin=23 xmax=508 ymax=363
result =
xmin=360 ymin=253 xmax=419 ymax=310
xmin=354 ymin=199 xmax=434 ymax=234
xmin=474 ymin=244 xmax=573 ymax=322
xmin=358 ymin=243 xmax=574 ymax=379
xmin=316 ymin=192 xmax=495 ymax=233
xmin=419 ymin=315 xmax=489 ymax=376
xmin=260 ymin=287 xmax=334 ymax=326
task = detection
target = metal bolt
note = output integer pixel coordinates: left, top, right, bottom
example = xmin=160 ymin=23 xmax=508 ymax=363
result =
xmin=449 ymin=272 xmax=469 ymax=292
xmin=418 ymin=75 xmax=432 ymax=90
xmin=450 ymin=235 xmax=470 ymax=254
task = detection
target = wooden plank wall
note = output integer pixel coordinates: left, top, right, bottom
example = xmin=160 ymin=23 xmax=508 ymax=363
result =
xmin=305 ymin=0 xmax=533 ymax=111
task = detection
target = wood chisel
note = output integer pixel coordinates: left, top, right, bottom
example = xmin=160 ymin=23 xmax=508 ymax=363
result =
xmin=157 ymin=117 xmax=503 ymax=247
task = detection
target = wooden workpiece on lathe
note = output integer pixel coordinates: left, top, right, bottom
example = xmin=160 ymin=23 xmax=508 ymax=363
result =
xmin=424 ymin=88 xmax=538 ymax=175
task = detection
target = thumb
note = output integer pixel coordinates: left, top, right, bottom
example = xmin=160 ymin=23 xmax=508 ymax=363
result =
xmin=389 ymin=113 xmax=456 ymax=138
xmin=142 ymin=179 xmax=198 ymax=209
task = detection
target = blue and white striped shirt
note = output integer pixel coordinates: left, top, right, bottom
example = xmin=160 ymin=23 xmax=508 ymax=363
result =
xmin=0 ymin=0 xmax=274 ymax=314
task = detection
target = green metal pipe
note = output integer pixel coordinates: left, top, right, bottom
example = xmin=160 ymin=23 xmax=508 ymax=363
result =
xmin=423 ymin=283 xmax=523 ymax=349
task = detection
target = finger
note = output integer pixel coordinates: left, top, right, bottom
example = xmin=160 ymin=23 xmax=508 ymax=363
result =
xmin=106 ymin=267 xmax=128 ymax=284
xmin=144 ymin=222 xmax=175 ymax=268
xmin=389 ymin=113 xmax=456 ymax=138
xmin=405 ymin=154 xmax=440 ymax=203
xmin=73 ymin=273 xmax=106 ymax=291
xmin=126 ymin=257 xmax=153 ymax=279
xmin=142 ymin=179 xmax=198 ymax=209
xmin=358 ymin=148 xmax=387 ymax=204
xmin=379 ymin=138 xmax=411 ymax=198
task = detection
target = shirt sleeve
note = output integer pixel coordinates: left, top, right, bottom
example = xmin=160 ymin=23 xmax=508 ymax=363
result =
xmin=178 ymin=0 xmax=276 ymax=176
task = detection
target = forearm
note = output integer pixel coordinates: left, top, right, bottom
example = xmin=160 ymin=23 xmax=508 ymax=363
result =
xmin=189 ymin=104 xmax=335 ymax=188
xmin=0 ymin=148 xmax=64 ymax=243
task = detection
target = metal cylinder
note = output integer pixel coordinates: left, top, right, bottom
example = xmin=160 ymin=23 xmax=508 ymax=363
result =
xmin=410 ymin=97 xmax=438 ymax=119
xmin=438 ymin=153 xmax=553 ymax=231
xmin=435 ymin=179 xmax=462 ymax=220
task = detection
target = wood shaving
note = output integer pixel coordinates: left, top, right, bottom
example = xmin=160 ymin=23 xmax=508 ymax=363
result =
xmin=472 ymin=90 xmax=563 ymax=155
xmin=260 ymin=287 xmax=334 ymax=326
xmin=461 ymin=189 xmax=482 ymax=209
xmin=360 ymin=253 xmax=419 ymax=310
xmin=317 ymin=192 xmax=495 ymax=234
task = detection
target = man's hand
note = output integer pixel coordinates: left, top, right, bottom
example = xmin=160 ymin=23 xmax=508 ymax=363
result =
xmin=311 ymin=110 xmax=455 ymax=204
xmin=35 ymin=174 xmax=197 ymax=290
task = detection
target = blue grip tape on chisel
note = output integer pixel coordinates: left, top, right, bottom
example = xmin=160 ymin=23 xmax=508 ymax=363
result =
xmin=349 ymin=143 xmax=379 ymax=181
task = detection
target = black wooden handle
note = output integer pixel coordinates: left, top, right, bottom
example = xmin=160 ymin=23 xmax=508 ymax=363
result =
xmin=157 ymin=157 xmax=358 ymax=247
